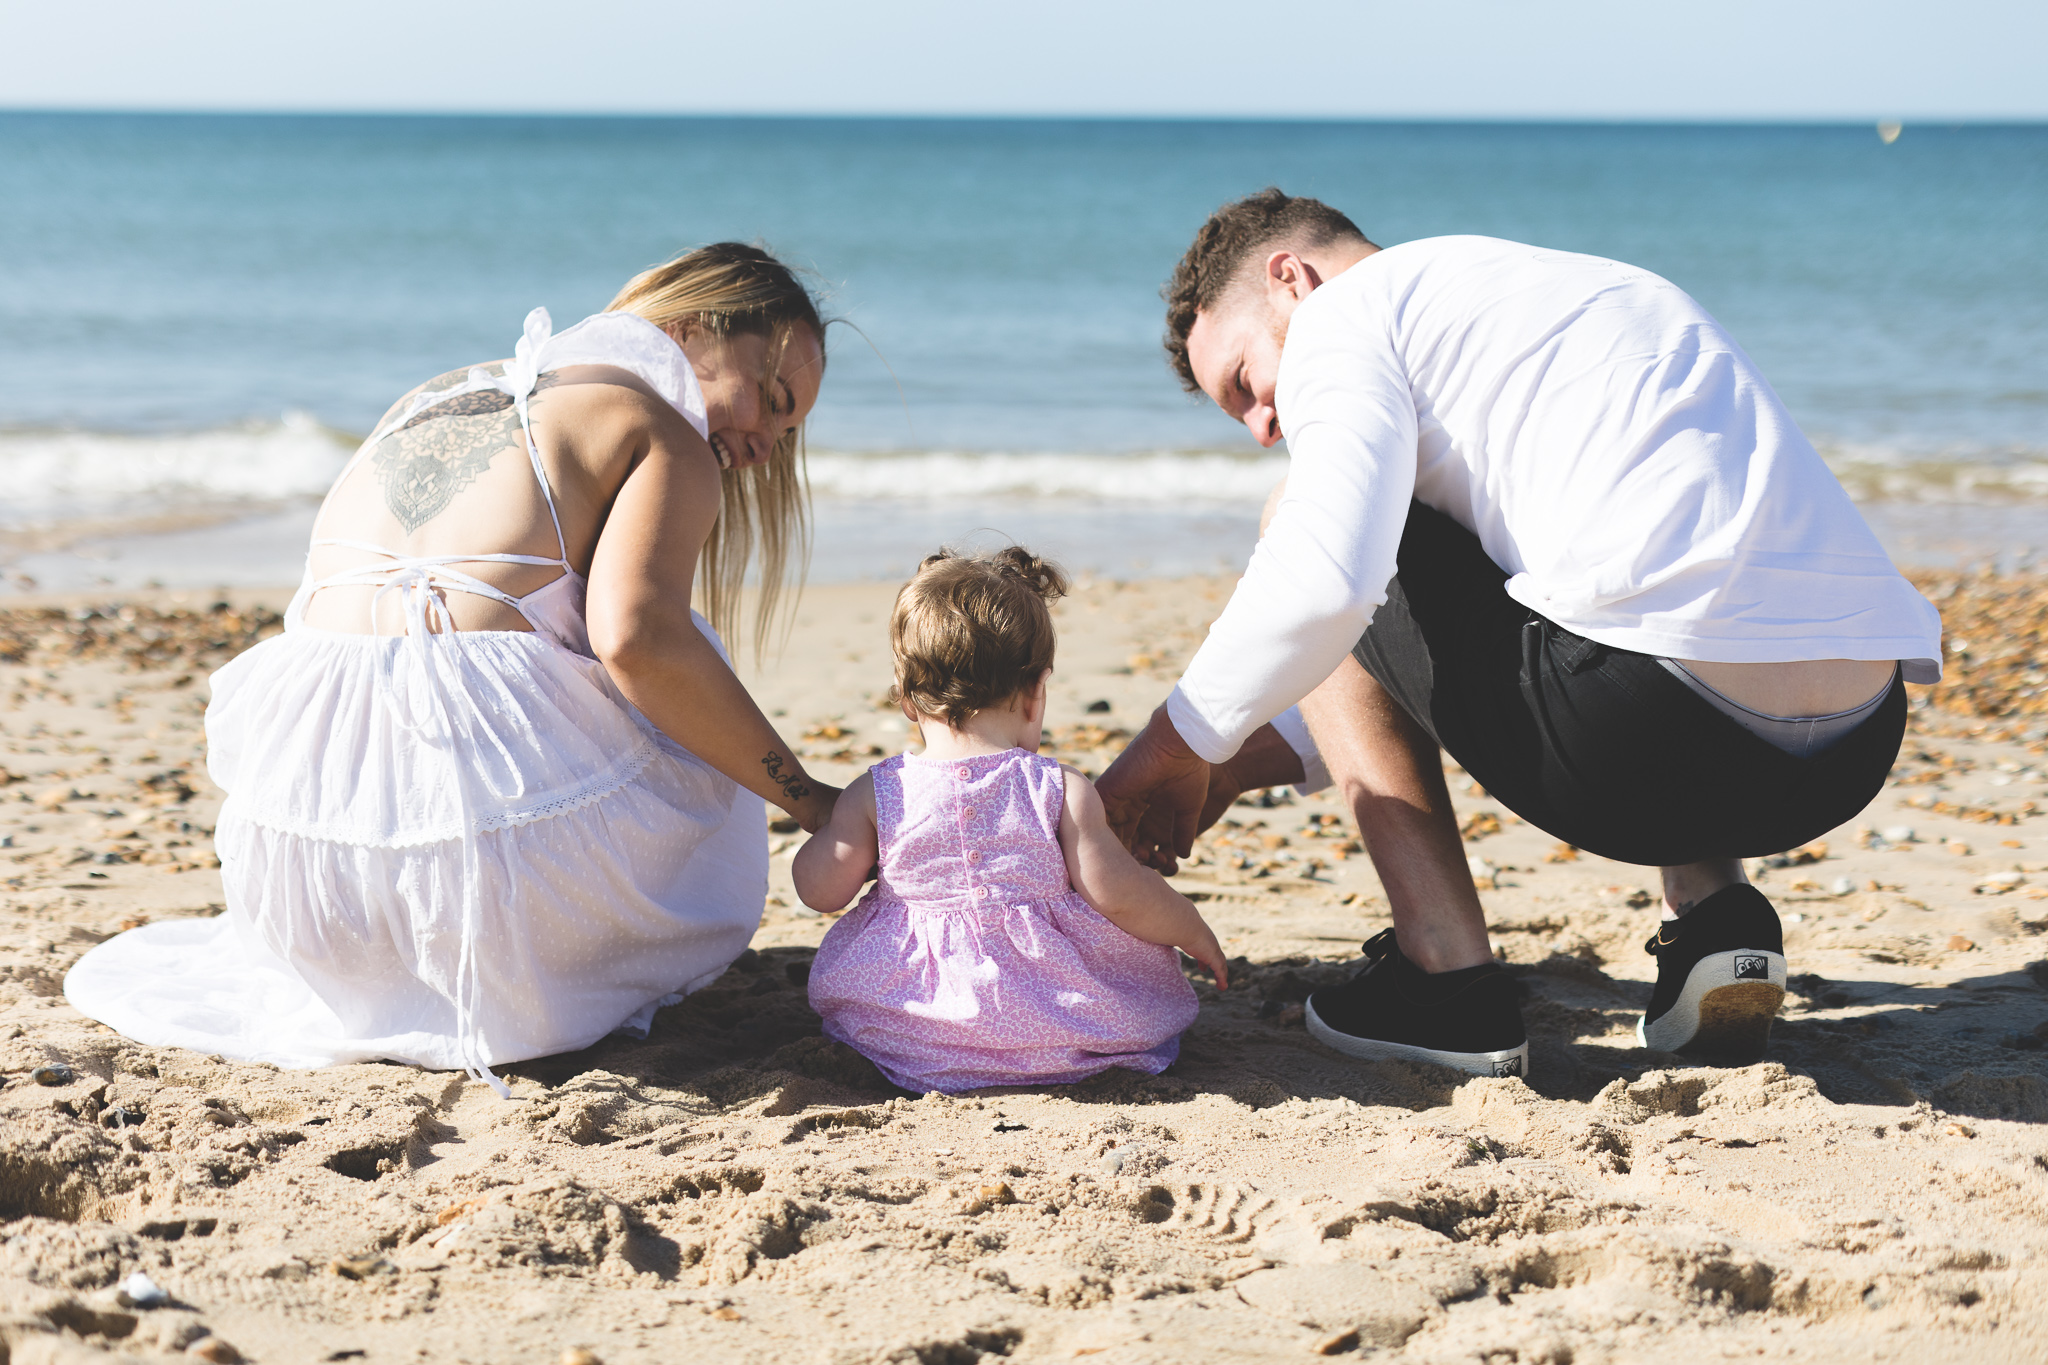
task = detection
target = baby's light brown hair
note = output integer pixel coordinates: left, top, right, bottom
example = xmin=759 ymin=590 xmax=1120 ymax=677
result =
xmin=890 ymin=546 xmax=1069 ymax=727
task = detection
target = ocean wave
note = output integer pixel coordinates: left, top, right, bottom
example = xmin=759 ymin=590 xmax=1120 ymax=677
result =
xmin=1828 ymin=457 xmax=2048 ymax=503
xmin=8 ymin=423 xmax=2048 ymax=531
xmin=802 ymin=449 xmax=1290 ymax=503
xmin=0 ymin=414 xmax=353 ymax=530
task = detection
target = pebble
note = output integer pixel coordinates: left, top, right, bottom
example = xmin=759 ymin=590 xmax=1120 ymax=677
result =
xmin=977 ymin=1182 xmax=1017 ymax=1205
xmin=117 ymin=1271 xmax=170 ymax=1308
xmin=187 ymin=1338 xmax=242 ymax=1363
xmin=30 ymin=1063 xmax=73 ymax=1086
xmin=1947 ymin=935 xmax=1978 ymax=952
xmin=992 ymin=1119 xmax=1028 ymax=1133
xmin=560 ymin=1351 xmax=605 ymax=1365
xmin=1829 ymin=877 xmax=1856 ymax=896
xmin=1880 ymin=825 xmax=1916 ymax=844
xmin=1098 ymin=1150 xmax=1126 ymax=1176
xmin=328 ymin=1255 xmax=396 ymax=1280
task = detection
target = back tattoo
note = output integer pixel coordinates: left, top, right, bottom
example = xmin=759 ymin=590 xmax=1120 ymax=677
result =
xmin=369 ymin=372 xmax=561 ymax=534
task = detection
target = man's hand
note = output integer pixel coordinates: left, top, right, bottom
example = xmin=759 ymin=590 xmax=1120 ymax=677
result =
xmin=1096 ymin=707 xmax=1211 ymax=872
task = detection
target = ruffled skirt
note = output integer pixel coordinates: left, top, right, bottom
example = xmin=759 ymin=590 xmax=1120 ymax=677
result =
xmin=806 ymin=889 xmax=1197 ymax=1093
xmin=65 ymin=625 xmax=766 ymax=1073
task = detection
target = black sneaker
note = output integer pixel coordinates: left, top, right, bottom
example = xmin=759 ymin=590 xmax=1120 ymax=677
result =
xmin=1636 ymin=883 xmax=1787 ymax=1061
xmin=1304 ymin=929 xmax=1530 ymax=1078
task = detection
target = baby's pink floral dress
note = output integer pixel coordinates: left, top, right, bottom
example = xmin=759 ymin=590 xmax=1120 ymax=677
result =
xmin=807 ymin=748 xmax=1198 ymax=1093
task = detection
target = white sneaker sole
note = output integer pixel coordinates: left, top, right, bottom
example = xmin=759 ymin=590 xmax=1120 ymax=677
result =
xmin=1305 ymin=999 xmax=1531 ymax=1079
xmin=1636 ymin=949 xmax=1787 ymax=1059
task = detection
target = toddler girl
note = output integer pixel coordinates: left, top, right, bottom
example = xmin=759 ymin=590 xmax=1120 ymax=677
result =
xmin=794 ymin=547 xmax=1228 ymax=1094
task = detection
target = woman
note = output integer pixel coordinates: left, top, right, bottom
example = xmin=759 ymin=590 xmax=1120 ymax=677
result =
xmin=67 ymin=243 xmax=836 ymax=1095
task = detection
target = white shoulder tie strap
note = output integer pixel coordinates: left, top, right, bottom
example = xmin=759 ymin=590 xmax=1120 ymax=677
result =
xmin=495 ymin=308 xmax=572 ymax=567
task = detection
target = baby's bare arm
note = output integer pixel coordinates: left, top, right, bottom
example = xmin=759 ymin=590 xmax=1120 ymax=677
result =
xmin=792 ymin=771 xmax=880 ymax=912
xmin=1057 ymin=767 xmax=1228 ymax=989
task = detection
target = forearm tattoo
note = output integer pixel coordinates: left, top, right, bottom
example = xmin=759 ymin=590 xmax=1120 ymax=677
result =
xmin=369 ymin=371 xmax=561 ymax=533
xmin=762 ymin=752 xmax=812 ymax=804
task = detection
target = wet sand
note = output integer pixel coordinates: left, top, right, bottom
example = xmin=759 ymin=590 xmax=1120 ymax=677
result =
xmin=1 ymin=572 xmax=2045 ymax=1364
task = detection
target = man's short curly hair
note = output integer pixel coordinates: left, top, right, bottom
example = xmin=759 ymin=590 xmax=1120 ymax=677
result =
xmin=1162 ymin=188 xmax=1371 ymax=392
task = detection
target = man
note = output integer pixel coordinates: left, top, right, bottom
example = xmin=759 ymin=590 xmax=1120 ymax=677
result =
xmin=1097 ymin=189 xmax=1941 ymax=1078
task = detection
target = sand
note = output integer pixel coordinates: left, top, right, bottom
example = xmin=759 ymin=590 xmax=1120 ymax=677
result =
xmin=2 ymin=573 xmax=2046 ymax=1365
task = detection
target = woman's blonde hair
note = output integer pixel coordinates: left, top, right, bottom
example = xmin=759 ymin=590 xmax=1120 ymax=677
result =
xmin=889 ymin=547 xmax=1069 ymax=727
xmin=608 ymin=242 xmax=826 ymax=652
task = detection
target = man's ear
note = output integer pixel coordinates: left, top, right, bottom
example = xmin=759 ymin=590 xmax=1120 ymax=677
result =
xmin=1261 ymin=250 xmax=1323 ymax=310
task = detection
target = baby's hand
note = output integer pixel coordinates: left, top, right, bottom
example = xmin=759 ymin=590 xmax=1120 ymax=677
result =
xmin=1180 ymin=923 xmax=1230 ymax=992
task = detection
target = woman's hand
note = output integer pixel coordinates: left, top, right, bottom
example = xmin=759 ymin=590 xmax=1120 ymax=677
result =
xmin=791 ymin=782 xmax=842 ymax=835
xmin=791 ymin=774 xmax=876 ymax=913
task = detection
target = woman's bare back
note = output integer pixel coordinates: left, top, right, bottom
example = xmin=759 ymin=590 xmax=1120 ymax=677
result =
xmin=301 ymin=361 xmax=672 ymax=635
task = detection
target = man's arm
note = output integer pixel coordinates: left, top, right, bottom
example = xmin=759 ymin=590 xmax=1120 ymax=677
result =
xmin=1100 ymin=301 xmax=1417 ymax=858
xmin=1167 ymin=414 xmax=1417 ymax=764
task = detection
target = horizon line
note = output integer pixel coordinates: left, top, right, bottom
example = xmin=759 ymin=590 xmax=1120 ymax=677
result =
xmin=3 ymin=107 xmax=2045 ymax=127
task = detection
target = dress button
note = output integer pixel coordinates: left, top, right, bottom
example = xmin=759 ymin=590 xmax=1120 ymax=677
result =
xmin=955 ymin=766 xmax=972 ymax=779
xmin=965 ymin=850 xmax=981 ymax=864
xmin=959 ymin=807 xmax=976 ymax=821
xmin=973 ymin=886 xmax=989 ymax=899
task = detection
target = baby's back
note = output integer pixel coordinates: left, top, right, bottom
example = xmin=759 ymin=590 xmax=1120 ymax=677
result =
xmin=875 ymin=748 xmax=1071 ymax=908
xmin=809 ymin=745 xmax=1197 ymax=1093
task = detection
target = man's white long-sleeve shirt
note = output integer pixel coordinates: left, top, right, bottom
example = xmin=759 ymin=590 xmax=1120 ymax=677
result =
xmin=1166 ymin=236 xmax=1944 ymax=765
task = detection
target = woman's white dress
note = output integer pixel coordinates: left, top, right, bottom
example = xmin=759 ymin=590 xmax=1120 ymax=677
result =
xmin=65 ymin=309 xmax=767 ymax=1094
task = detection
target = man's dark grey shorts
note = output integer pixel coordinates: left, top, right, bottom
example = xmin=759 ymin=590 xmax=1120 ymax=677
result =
xmin=1351 ymin=502 xmax=1906 ymax=867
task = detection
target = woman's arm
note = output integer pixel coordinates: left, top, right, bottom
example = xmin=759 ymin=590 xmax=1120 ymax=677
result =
xmin=792 ymin=771 xmax=879 ymax=912
xmin=1057 ymin=766 xmax=1229 ymax=990
xmin=584 ymin=413 xmax=838 ymax=831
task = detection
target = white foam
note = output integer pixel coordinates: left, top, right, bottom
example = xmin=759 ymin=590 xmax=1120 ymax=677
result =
xmin=802 ymin=449 xmax=1290 ymax=504
xmin=0 ymin=414 xmax=353 ymax=529
xmin=13 ymin=426 xmax=2048 ymax=524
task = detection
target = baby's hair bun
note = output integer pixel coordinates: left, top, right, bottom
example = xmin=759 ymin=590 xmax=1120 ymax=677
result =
xmin=987 ymin=546 xmax=1068 ymax=603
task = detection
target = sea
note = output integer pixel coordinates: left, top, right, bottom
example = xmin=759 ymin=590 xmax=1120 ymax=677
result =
xmin=2 ymin=114 xmax=2045 ymax=593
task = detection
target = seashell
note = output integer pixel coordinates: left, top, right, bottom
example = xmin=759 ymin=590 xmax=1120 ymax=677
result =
xmin=186 ymin=1337 xmax=243 ymax=1363
xmin=30 ymin=1063 xmax=73 ymax=1086
xmin=116 ymin=1271 xmax=170 ymax=1308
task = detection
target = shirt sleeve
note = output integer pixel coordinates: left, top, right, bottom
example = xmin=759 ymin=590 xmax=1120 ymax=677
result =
xmin=1165 ymin=298 xmax=1419 ymax=763
xmin=1268 ymin=705 xmax=1332 ymax=795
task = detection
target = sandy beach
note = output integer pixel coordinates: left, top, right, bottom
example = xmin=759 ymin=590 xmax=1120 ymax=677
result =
xmin=2 ymin=571 xmax=2046 ymax=1364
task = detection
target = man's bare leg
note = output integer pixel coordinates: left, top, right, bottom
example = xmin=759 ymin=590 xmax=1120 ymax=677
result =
xmin=1299 ymin=655 xmax=1493 ymax=973
xmin=1662 ymin=858 xmax=1747 ymax=917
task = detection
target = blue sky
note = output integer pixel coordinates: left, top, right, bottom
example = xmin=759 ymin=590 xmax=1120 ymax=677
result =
xmin=2 ymin=0 xmax=2042 ymax=120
